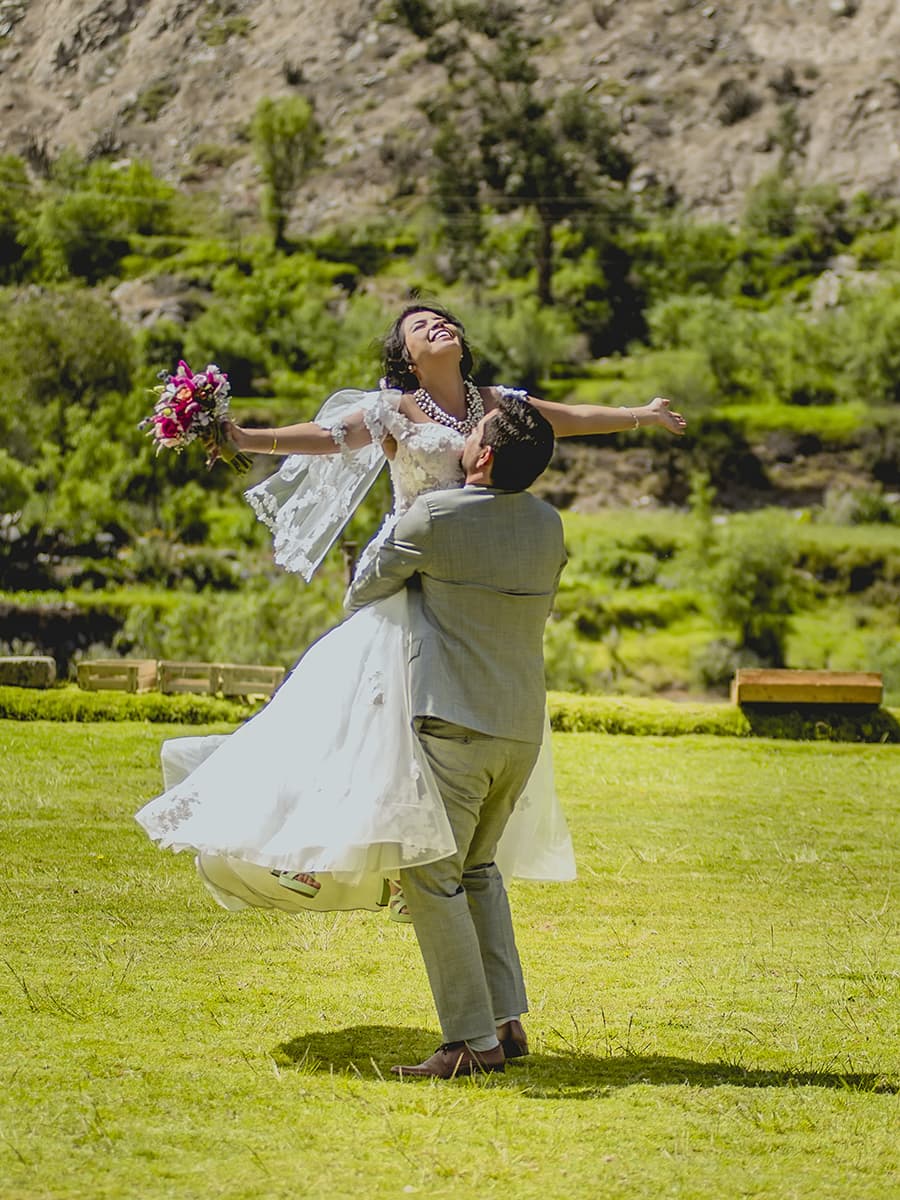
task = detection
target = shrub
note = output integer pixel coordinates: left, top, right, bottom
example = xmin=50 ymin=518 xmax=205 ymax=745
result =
xmin=546 ymin=690 xmax=900 ymax=742
xmin=197 ymin=1 xmax=253 ymax=45
xmin=690 ymin=636 xmax=762 ymax=694
xmin=652 ymin=416 xmax=771 ymax=507
xmin=793 ymin=524 xmax=900 ymax=597
xmin=0 ymin=684 xmax=253 ymax=723
xmin=820 ymin=484 xmax=900 ymax=527
xmin=123 ymin=78 xmax=180 ymax=123
xmin=115 ymin=570 xmax=346 ymax=667
xmin=543 ymin=616 xmax=598 ymax=693
xmin=837 ymin=280 xmax=900 ymax=405
xmin=24 ymin=155 xmax=178 ymax=282
xmin=742 ymin=172 xmax=797 ymax=238
xmin=468 ymin=295 xmax=582 ymax=392
xmin=628 ymin=217 xmax=740 ymax=304
xmin=707 ymin=513 xmax=799 ymax=664
xmin=180 ymin=251 xmax=361 ymax=392
xmin=548 ymin=690 xmax=749 ymax=735
xmin=715 ymin=79 xmax=762 ymax=126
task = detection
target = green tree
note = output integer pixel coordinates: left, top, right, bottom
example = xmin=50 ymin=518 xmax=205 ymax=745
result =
xmin=0 ymin=288 xmax=139 ymax=540
xmin=24 ymin=154 xmax=177 ymax=283
xmin=836 ymin=278 xmax=900 ymax=405
xmin=181 ymin=249 xmax=360 ymax=394
xmin=0 ymin=155 xmax=32 ymax=282
xmin=708 ymin=516 xmax=797 ymax=665
xmin=742 ymin=170 xmax=798 ymax=240
xmin=395 ymin=1 xmax=632 ymax=305
xmin=251 ymin=96 xmax=322 ymax=250
xmin=1 ymin=288 xmax=135 ymax=457
xmin=466 ymin=294 xmax=579 ymax=391
xmin=629 ymin=216 xmax=740 ymax=306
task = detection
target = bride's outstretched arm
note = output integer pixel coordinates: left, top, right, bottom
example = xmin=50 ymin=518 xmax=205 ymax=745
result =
xmin=222 ymin=408 xmax=376 ymax=456
xmin=527 ymin=394 xmax=687 ymax=438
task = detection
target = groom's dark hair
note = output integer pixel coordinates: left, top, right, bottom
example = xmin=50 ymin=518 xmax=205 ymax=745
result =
xmin=482 ymin=397 xmax=555 ymax=491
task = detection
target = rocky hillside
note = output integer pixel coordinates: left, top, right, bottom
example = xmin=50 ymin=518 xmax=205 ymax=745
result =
xmin=2 ymin=0 xmax=899 ymax=231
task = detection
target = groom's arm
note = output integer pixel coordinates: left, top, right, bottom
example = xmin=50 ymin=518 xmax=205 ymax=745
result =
xmin=344 ymin=497 xmax=433 ymax=612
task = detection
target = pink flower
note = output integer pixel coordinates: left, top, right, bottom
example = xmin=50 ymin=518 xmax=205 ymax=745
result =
xmin=157 ymin=417 xmax=180 ymax=440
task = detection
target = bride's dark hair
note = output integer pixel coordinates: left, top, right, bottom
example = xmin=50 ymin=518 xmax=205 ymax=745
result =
xmin=381 ymin=303 xmax=475 ymax=391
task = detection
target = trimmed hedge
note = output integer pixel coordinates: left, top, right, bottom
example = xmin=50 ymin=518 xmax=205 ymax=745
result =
xmin=547 ymin=691 xmax=900 ymax=743
xmin=0 ymin=685 xmax=256 ymax=724
xmin=548 ymin=691 xmax=748 ymax=737
xmin=1 ymin=685 xmax=897 ymax=742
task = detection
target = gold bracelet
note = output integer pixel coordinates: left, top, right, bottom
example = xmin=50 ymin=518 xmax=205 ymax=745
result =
xmin=627 ymin=409 xmax=640 ymax=429
xmin=270 ymin=433 xmax=278 ymax=454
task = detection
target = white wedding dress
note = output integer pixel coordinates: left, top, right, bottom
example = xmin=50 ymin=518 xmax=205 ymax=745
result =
xmin=135 ymin=387 xmax=576 ymax=913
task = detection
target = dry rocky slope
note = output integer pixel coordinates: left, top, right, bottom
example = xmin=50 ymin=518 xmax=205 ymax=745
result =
xmin=1 ymin=0 xmax=899 ymax=230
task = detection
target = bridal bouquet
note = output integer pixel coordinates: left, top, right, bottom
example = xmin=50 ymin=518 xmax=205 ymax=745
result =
xmin=139 ymin=360 xmax=252 ymax=473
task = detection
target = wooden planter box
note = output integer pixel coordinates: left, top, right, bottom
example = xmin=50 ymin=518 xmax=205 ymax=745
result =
xmin=158 ymin=661 xmax=221 ymax=695
xmin=731 ymin=668 xmax=883 ymax=706
xmin=216 ymin=663 xmax=285 ymax=697
xmin=77 ymin=659 xmax=158 ymax=693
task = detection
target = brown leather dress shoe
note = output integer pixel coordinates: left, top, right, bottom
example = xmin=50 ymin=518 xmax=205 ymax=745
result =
xmin=391 ymin=1041 xmax=506 ymax=1079
xmin=496 ymin=1019 xmax=529 ymax=1060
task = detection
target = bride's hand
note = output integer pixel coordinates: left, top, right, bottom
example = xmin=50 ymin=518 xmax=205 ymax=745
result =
xmin=220 ymin=419 xmax=250 ymax=450
xmin=648 ymin=396 xmax=687 ymax=436
xmin=201 ymin=419 xmax=243 ymax=469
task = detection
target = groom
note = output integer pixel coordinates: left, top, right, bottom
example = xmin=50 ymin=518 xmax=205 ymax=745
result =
xmin=345 ymin=396 xmax=566 ymax=1078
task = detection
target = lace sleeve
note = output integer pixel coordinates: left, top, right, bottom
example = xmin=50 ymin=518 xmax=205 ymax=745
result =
xmin=244 ymin=388 xmax=401 ymax=581
xmin=496 ymin=385 xmax=529 ymax=402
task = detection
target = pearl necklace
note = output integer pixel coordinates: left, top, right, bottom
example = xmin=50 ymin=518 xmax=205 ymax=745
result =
xmin=412 ymin=379 xmax=484 ymax=435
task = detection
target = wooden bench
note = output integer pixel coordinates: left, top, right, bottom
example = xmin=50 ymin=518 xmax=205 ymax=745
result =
xmin=157 ymin=661 xmax=285 ymax=697
xmin=77 ymin=659 xmax=158 ymax=693
xmin=731 ymin=669 xmax=883 ymax=706
xmin=215 ymin=663 xmax=285 ymax=698
xmin=158 ymin=661 xmax=221 ymax=695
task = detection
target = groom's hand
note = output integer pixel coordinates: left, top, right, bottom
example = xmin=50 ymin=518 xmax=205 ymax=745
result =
xmin=345 ymin=500 xmax=432 ymax=612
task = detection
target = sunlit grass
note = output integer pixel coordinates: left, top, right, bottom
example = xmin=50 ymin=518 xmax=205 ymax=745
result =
xmin=1 ymin=721 xmax=897 ymax=1199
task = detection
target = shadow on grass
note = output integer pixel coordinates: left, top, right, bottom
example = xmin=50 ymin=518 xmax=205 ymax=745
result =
xmin=272 ymin=1025 xmax=898 ymax=1096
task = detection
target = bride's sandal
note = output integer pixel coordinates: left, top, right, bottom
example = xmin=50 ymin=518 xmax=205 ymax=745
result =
xmin=388 ymin=882 xmax=413 ymax=924
xmin=272 ymin=870 xmax=320 ymax=898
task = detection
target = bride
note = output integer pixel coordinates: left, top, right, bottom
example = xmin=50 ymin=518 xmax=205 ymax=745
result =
xmin=135 ymin=303 xmax=686 ymax=916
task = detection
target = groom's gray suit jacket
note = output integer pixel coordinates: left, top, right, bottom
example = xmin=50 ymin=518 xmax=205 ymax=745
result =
xmin=345 ymin=485 xmax=566 ymax=745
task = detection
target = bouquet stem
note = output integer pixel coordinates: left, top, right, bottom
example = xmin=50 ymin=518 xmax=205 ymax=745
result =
xmin=204 ymin=427 xmax=253 ymax=474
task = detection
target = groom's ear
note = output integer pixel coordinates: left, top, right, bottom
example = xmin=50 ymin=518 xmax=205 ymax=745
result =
xmin=475 ymin=444 xmax=494 ymax=471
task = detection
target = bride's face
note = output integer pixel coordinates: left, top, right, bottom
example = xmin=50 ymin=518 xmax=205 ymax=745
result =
xmin=401 ymin=310 xmax=462 ymax=377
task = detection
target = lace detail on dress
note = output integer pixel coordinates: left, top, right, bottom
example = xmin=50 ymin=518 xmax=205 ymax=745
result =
xmin=143 ymin=791 xmax=202 ymax=835
xmin=346 ymin=414 xmax=466 ymax=594
xmin=361 ymin=403 xmax=390 ymax=446
xmin=243 ymin=389 xmax=399 ymax=581
xmin=389 ymin=419 xmax=465 ymax=513
xmin=321 ymin=419 xmax=349 ymax=450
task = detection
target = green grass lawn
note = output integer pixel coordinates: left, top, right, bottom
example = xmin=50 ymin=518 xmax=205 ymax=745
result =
xmin=1 ymin=721 xmax=898 ymax=1199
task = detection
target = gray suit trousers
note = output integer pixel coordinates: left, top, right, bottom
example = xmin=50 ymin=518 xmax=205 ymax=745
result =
xmin=399 ymin=718 xmax=540 ymax=1044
